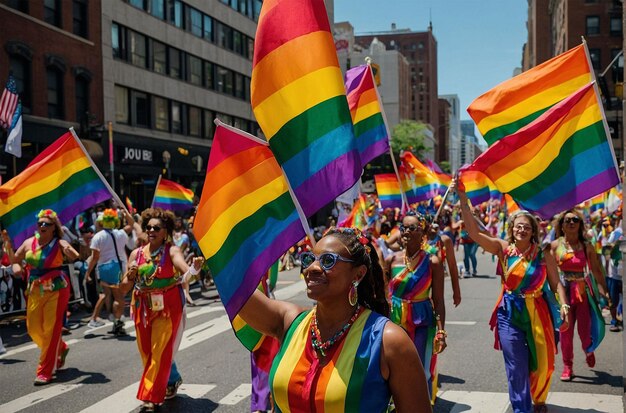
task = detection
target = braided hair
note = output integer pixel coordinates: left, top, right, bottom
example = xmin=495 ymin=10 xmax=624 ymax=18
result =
xmin=324 ymin=227 xmax=390 ymax=317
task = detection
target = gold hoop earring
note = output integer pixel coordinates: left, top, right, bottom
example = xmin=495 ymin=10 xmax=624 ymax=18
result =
xmin=348 ymin=281 xmax=359 ymax=306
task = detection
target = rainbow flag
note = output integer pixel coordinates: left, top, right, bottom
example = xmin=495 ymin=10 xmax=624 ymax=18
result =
xmin=339 ymin=195 xmax=369 ymax=229
xmin=400 ymin=152 xmax=440 ymax=203
xmin=374 ymin=173 xmax=402 ymax=209
xmin=503 ymin=194 xmax=520 ymax=215
xmin=152 ymin=178 xmax=194 ymax=212
xmin=459 ymin=169 xmax=496 ymax=205
xmin=345 ymin=64 xmax=389 ymax=165
xmin=424 ymin=159 xmax=452 ymax=194
xmin=465 ymin=82 xmax=619 ymax=219
xmin=250 ymin=0 xmax=361 ymax=218
xmin=468 ymin=44 xmax=592 ymax=145
xmin=193 ymin=123 xmax=306 ymax=341
xmin=125 ymin=196 xmax=135 ymax=213
xmin=0 ymin=131 xmax=111 ymax=246
xmin=589 ymin=193 xmax=605 ymax=213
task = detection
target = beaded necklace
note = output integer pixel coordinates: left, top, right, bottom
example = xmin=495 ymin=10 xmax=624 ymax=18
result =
xmin=310 ymin=305 xmax=363 ymax=357
xmin=137 ymin=244 xmax=166 ymax=286
xmin=403 ymin=247 xmax=424 ymax=272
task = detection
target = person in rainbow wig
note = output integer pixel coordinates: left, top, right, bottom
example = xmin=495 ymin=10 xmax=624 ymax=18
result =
xmin=550 ymin=209 xmax=609 ymax=382
xmin=11 ymin=209 xmax=79 ymax=385
xmin=125 ymin=208 xmax=204 ymax=412
xmin=385 ymin=209 xmax=446 ymax=404
xmin=239 ymin=227 xmax=432 ymax=412
xmin=453 ymin=177 xmax=569 ymax=413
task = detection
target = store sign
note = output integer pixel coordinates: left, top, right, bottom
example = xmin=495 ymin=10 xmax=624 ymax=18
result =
xmin=120 ymin=146 xmax=154 ymax=164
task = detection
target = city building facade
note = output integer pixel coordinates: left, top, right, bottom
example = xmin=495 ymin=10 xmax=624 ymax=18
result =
xmin=460 ymin=120 xmax=482 ymax=167
xmin=440 ymin=94 xmax=462 ymax=172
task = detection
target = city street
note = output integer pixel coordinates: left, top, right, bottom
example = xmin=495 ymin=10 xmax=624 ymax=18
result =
xmin=0 ymin=249 xmax=623 ymax=413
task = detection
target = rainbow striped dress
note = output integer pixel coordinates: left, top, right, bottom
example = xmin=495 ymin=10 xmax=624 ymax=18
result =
xmin=269 ymin=308 xmax=390 ymax=412
xmin=491 ymin=244 xmax=561 ymax=404
xmin=25 ymin=237 xmax=67 ymax=295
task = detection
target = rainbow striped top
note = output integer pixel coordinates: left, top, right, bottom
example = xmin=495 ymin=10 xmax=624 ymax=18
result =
xmin=25 ymin=237 xmax=67 ymax=293
xmin=269 ymin=309 xmax=390 ymax=412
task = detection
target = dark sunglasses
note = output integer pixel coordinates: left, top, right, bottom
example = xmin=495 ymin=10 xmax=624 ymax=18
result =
xmin=399 ymin=224 xmax=421 ymax=233
xmin=145 ymin=225 xmax=162 ymax=232
xmin=37 ymin=221 xmax=53 ymax=228
xmin=300 ymin=252 xmax=355 ymax=271
xmin=564 ymin=217 xmax=581 ymax=224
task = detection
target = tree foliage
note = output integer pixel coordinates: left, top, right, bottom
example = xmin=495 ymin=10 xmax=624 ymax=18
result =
xmin=390 ymin=120 xmax=428 ymax=158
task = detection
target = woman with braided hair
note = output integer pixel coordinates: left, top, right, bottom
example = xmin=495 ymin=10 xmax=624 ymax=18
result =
xmin=239 ymin=227 xmax=431 ymax=412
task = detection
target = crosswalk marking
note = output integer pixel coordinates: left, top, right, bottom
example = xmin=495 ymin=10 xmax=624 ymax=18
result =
xmin=446 ymin=321 xmax=477 ymax=326
xmin=218 ymin=383 xmax=251 ymax=405
xmin=186 ymin=305 xmax=224 ymax=319
xmin=78 ymin=382 xmax=217 ymax=413
xmin=0 ymin=384 xmax=83 ymax=413
xmin=0 ymin=339 xmax=80 ymax=360
xmin=178 ymin=315 xmax=231 ymax=351
xmin=437 ymin=390 xmax=624 ymax=413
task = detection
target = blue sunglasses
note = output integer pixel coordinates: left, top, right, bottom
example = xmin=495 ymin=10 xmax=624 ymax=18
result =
xmin=300 ymin=252 xmax=355 ymax=271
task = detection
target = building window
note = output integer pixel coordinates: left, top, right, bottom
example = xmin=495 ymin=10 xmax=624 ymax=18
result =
xmin=188 ymin=106 xmax=201 ymax=137
xmin=46 ymin=67 xmax=64 ymax=119
xmin=150 ymin=0 xmax=164 ymax=19
xmin=203 ymin=15 xmax=213 ymax=41
xmin=247 ymin=38 xmax=254 ymax=59
xmin=75 ymin=75 xmax=89 ymax=123
xmin=217 ymin=66 xmax=233 ymax=95
xmin=187 ymin=55 xmax=202 ymax=86
xmin=168 ymin=0 xmax=183 ymax=28
xmin=129 ymin=0 xmax=146 ymax=10
xmin=611 ymin=48 xmax=623 ymax=83
xmin=72 ymin=0 xmax=88 ymax=38
xmin=189 ymin=7 xmax=202 ymax=37
xmin=244 ymin=77 xmax=250 ymax=101
xmin=253 ymin=0 xmax=262 ymax=20
xmin=171 ymin=101 xmax=182 ymax=133
xmin=217 ymin=22 xmax=233 ymax=50
xmin=233 ymin=31 xmax=243 ymax=55
xmin=130 ymin=32 xmax=147 ymax=68
xmin=204 ymin=110 xmax=215 ymax=139
xmin=154 ymin=96 xmax=169 ymax=131
xmin=204 ymin=62 xmax=214 ymax=89
xmin=610 ymin=17 xmax=622 ymax=36
xmin=132 ymin=90 xmax=150 ymax=127
xmin=9 ymin=55 xmax=32 ymax=113
xmin=115 ymin=86 xmax=129 ymax=123
xmin=44 ymin=0 xmax=61 ymax=27
xmin=589 ymin=48 xmax=601 ymax=70
xmin=234 ymin=73 xmax=245 ymax=99
xmin=112 ymin=23 xmax=122 ymax=59
xmin=168 ymin=48 xmax=182 ymax=79
xmin=586 ymin=16 xmax=600 ymax=35
xmin=152 ymin=41 xmax=167 ymax=74
xmin=6 ymin=0 xmax=29 ymax=13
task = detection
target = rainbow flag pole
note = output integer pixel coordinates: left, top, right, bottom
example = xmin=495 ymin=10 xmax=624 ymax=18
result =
xmin=214 ymin=119 xmax=316 ymax=245
xmin=70 ymin=127 xmax=129 ymax=215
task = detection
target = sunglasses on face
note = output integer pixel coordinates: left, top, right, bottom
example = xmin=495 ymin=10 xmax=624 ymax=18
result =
xmin=399 ymin=224 xmax=421 ymax=233
xmin=564 ymin=216 xmax=580 ymax=224
xmin=514 ymin=224 xmax=532 ymax=232
xmin=145 ymin=225 xmax=162 ymax=232
xmin=300 ymin=251 xmax=355 ymax=271
xmin=37 ymin=221 xmax=53 ymax=228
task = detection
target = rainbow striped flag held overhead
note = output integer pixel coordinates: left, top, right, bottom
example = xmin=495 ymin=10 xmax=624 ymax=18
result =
xmin=468 ymin=44 xmax=592 ymax=146
xmin=465 ymin=82 xmax=620 ymax=219
xmin=0 ymin=131 xmax=111 ymax=246
xmin=193 ymin=124 xmax=306 ymax=349
xmin=400 ymin=152 xmax=440 ymax=203
xmin=345 ymin=64 xmax=389 ymax=165
xmin=374 ymin=174 xmax=402 ymax=209
xmin=152 ymin=178 xmax=194 ymax=212
xmin=251 ymin=0 xmax=362 ymax=218
xmin=424 ymin=159 xmax=452 ymax=194
xmin=458 ymin=169 xmax=496 ymax=205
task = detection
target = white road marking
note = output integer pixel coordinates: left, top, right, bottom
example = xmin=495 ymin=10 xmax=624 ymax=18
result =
xmin=273 ymin=279 xmax=304 ymax=300
xmin=178 ymin=315 xmax=231 ymax=351
xmin=186 ymin=305 xmax=224 ymax=319
xmin=0 ymin=339 xmax=80 ymax=360
xmin=218 ymin=383 xmax=251 ymax=405
xmin=0 ymin=384 xmax=83 ymax=413
xmin=446 ymin=321 xmax=477 ymax=326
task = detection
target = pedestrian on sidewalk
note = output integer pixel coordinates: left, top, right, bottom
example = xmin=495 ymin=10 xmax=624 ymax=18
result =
xmin=551 ymin=209 xmax=610 ymax=382
xmin=11 ymin=209 xmax=79 ymax=385
xmin=606 ymin=220 xmax=623 ymax=332
xmin=453 ymin=178 xmax=569 ymax=413
xmin=124 ymin=207 xmax=204 ymax=412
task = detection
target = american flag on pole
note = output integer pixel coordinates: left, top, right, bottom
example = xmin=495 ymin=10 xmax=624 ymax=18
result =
xmin=0 ymin=75 xmax=19 ymax=129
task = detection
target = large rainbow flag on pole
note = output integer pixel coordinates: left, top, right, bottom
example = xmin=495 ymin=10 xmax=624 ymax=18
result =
xmin=0 ymin=130 xmax=112 ymax=246
xmin=374 ymin=174 xmax=402 ymax=209
xmin=344 ymin=64 xmax=389 ymax=165
xmin=250 ymin=0 xmax=361 ymax=217
xmin=193 ymin=122 xmax=306 ymax=341
xmin=467 ymin=44 xmax=592 ymax=146
xmin=458 ymin=169 xmax=497 ymax=205
xmin=464 ymin=82 xmax=620 ymax=219
xmin=152 ymin=177 xmax=195 ymax=212
xmin=400 ymin=152 xmax=441 ymax=203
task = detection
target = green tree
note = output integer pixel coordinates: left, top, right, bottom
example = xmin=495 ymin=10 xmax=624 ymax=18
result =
xmin=390 ymin=120 xmax=428 ymax=158
xmin=439 ymin=161 xmax=451 ymax=173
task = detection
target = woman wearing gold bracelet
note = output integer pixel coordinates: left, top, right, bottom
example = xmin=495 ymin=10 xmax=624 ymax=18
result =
xmin=452 ymin=178 xmax=568 ymax=413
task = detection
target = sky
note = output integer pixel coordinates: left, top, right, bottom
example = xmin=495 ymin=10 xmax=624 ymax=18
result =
xmin=334 ymin=0 xmax=528 ymax=122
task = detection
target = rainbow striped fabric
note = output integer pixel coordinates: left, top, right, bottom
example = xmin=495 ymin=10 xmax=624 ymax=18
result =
xmin=424 ymin=159 xmax=452 ymax=194
xmin=374 ymin=173 xmax=402 ymax=209
xmin=400 ymin=152 xmax=440 ymax=203
xmin=152 ymin=178 xmax=194 ymax=212
xmin=0 ymin=131 xmax=110 ymax=247
xmin=468 ymin=44 xmax=592 ymax=146
xmin=345 ymin=64 xmax=389 ymax=165
xmin=465 ymin=82 xmax=619 ymax=219
xmin=459 ymin=170 xmax=496 ymax=205
xmin=251 ymin=0 xmax=361 ymax=217
xmin=194 ymin=124 xmax=306 ymax=325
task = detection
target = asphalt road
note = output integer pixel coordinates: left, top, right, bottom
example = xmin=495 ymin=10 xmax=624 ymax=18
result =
xmin=0 ymin=248 xmax=623 ymax=413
